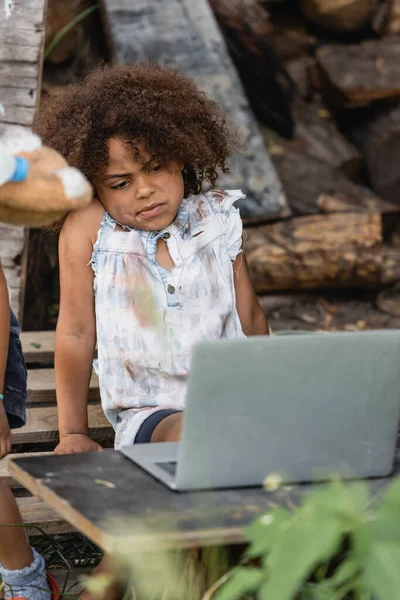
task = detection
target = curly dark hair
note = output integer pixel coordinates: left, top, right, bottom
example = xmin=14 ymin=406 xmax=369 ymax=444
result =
xmin=34 ymin=62 xmax=238 ymax=204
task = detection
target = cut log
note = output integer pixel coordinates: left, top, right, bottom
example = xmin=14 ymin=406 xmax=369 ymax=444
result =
xmin=362 ymin=104 xmax=400 ymax=205
xmin=0 ymin=0 xmax=48 ymax=317
xmin=291 ymin=100 xmax=361 ymax=176
xmin=284 ymin=57 xmax=314 ymax=100
xmin=100 ymin=0 xmax=288 ymax=221
xmin=266 ymin=4 xmax=317 ymax=61
xmin=386 ymin=0 xmax=400 ymax=34
xmin=376 ymin=286 xmax=400 ymax=317
xmin=316 ymin=39 xmax=400 ymax=107
xmin=246 ymin=212 xmax=400 ymax=293
xmin=271 ymin=150 xmax=396 ymax=217
xmin=299 ymin=0 xmax=378 ymax=32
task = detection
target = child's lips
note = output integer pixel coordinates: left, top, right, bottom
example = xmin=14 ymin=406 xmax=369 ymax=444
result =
xmin=138 ymin=203 xmax=166 ymax=219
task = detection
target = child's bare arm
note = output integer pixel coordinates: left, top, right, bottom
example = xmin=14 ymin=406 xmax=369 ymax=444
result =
xmin=55 ymin=204 xmax=103 ymax=454
xmin=0 ymin=262 xmax=12 ymax=458
xmin=233 ymin=252 xmax=269 ymax=336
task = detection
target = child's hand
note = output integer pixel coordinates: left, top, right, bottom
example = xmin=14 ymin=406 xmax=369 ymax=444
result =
xmin=0 ymin=401 xmax=12 ymax=459
xmin=54 ymin=433 xmax=103 ymax=455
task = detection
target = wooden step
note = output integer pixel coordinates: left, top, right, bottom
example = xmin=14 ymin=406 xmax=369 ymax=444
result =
xmin=17 ymin=496 xmax=74 ymax=535
xmin=12 ymin=405 xmax=114 ymax=447
xmin=20 ymin=330 xmax=98 ymax=364
xmin=0 ymin=452 xmax=52 ymax=488
xmin=20 ymin=331 xmax=56 ymax=363
xmin=28 ymin=369 xmax=100 ymax=404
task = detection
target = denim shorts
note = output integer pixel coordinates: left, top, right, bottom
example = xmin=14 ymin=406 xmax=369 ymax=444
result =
xmin=134 ymin=409 xmax=181 ymax=444
xmin=3 ymin=310 xmax=27 ymax=430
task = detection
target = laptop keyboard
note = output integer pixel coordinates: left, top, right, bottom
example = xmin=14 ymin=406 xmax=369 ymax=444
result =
xmin=155 ymin=461 xmax=178 ymax=476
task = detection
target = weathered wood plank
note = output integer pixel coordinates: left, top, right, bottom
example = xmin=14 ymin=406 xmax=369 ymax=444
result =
xmin=9 ymin=449 xmax=400 ymax=551
xmin=28 ymin=368 xmax=99 ymax=404
xmin=0 ymin=0 xmax=47 ymax=125
xmin=0 ymin=87 xmax=38 ymax=108
xmin=0 ymin=452 xmax=51 ymax=488
xmin=20 ymin=330 xmax=98 ymax=364
xmin=0 ymin=106 xmax=36 ymax=126
xmin=20 ymin=330 xmax=56 ymax=363
xmin=100 ymin=0 xmax=288 ymax=221
xmin=0 ymin=44 xmax=42 ymax=62
xmin=17 ymin=496 xmax=74 ymax=535
xmin=12 ymin=405 xmax=113 ymax=446
xmin=0 ymin=0 xmax=48 ymax=316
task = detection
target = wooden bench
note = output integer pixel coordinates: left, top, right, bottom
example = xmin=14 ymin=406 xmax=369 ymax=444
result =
xmin=3 ymin=331 xmax=114 ymax=532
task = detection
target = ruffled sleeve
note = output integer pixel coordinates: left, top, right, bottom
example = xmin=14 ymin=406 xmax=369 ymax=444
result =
xmin=209 ymin=189 xmax=244 ymax=261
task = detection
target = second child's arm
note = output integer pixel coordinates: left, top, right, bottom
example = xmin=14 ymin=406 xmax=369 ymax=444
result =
xmin=54 ymin=204 xmax=103 ymax=454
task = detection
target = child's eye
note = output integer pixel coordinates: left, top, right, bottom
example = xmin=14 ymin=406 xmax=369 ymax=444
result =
xmin=111 ymin=180 xmax=129 ymax=190
xmin=149 ymin=164 xmax=162 ymax=174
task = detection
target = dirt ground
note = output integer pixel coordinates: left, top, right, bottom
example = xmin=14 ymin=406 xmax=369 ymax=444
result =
xmin=264 ymin=287 xmax=400 ymax=333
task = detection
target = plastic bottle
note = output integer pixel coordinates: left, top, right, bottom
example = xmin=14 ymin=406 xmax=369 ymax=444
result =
xmin=0 ymin=144 xmax=29 ymax=186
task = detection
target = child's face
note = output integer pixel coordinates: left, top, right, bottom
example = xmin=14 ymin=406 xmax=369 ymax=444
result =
xmin=95 ymin=137 xmax=185 ymax=231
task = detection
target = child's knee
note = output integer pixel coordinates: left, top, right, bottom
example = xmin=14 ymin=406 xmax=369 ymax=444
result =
xmin=151 ymin=412 xmax=183 ymax=443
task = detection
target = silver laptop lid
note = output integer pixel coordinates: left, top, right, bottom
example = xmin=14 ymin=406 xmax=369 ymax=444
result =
xmin=176 ymin=331 xmax=400 ymax=489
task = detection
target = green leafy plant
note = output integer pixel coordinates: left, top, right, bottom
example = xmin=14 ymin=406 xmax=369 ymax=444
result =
xmin=213 ymin=478 xmax=400 ymax=600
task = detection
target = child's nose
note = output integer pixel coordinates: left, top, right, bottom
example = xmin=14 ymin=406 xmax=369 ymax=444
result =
xmin=135 ymin=177 xmax=155 ymax=199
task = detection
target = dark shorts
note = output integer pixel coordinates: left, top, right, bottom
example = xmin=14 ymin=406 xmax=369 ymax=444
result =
xmin=134 ymin=409 xmax=181 ymax=444
xmin=3 ymin=310 xmax=27 ymax=430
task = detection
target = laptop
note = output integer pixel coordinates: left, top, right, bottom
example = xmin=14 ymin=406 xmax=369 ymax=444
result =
xmin=121 ymin=330 xmax=400 ymax=491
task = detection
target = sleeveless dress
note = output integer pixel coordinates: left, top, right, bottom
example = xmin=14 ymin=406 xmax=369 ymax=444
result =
xmin=91 ymin=189 xmax=246 ymax=448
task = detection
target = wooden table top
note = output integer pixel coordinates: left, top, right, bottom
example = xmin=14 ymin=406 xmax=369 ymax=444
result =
xmin=9 ymin=449 xmax=400 ymax=553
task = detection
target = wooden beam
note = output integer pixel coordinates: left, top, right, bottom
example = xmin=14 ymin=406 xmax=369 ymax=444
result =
xmin=20 ymin=330 xmax=56 ymax=363
xmin=100 ymin=0 xmax=289 ymax=222
xmin=12 ymin=405 xmax=113 ymax=447
xmin=28 ymin=368 xmax=99 ymax=404
xmin=0 ymin=452 xmax=51 ymax=488
xmin=17 ymin=497 xmax=74 ymax=535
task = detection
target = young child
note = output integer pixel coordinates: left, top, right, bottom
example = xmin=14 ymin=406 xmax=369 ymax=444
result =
xmin=34 ymin=62 xmax=269 ymax=456
xmin=0 ymin=262 xmax=54 ymax=600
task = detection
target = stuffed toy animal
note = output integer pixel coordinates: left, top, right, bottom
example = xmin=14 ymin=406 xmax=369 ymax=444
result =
xmin=0 ymin=126 xmax=92 ymax=226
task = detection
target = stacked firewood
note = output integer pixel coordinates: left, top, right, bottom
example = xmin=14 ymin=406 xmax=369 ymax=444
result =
xmin=25 ymin=0 xmax=400 ymax=331
xmin=211 ymin=0 xmax=400 ymax=301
